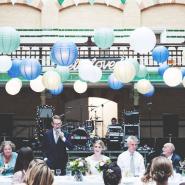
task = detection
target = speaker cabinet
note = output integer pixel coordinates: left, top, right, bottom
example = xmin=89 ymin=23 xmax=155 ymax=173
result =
xmin=162 ymin=113 xmax=178 ymax=137
xmin=0 ymin=113 xmax=14 ymax=137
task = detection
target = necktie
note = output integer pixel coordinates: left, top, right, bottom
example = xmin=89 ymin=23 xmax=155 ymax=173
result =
xmin=130 ymin=153 xmax=135 ymax=176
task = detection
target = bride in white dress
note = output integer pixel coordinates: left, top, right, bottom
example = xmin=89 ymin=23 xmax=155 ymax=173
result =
xmin=85 ymin=140 xmax=110 ymax=175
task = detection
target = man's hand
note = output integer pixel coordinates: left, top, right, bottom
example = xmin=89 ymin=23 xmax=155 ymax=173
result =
xmin=56 ymin=129 xmax=66 ymax=142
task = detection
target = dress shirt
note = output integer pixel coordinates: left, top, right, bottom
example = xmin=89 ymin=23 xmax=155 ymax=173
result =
xmin=53 ymin=129 xmax=59 ymax=143
xmin=117 ymin=150 xmax=145 ymax=176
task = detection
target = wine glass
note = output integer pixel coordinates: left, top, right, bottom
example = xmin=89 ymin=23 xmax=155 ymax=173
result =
xmin=56 ymin=169 xmax=61 ymax=176
xmin=66 ymin=162 xmax=71 ymax=176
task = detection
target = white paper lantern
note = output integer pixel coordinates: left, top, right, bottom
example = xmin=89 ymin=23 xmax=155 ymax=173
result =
xmin=0 ymin=56 xmax=12 ymax=72
xmin=130 ymin=27 xmax=156 ymax=54
xmin=42 ymin=71 xmax=61 ymax=90
xmin=89 ymin=66 xmax=102 ymax=83
xmin=30 ymin=75 xmax=45 ymax=92
xmin=73 ymin=80 xmax=87 ymax=94
xmin=5 ymin=78 xmax=22 ymax=95
xmin=136 ymin=79 xmax=153 ymax=94
xmin=113 ymin=60 xmax=136 ymax=83
xmin=163 ymin=68 xmax=182 ymax=87
xmin=55 ymin=65 xmax=70 ymax=82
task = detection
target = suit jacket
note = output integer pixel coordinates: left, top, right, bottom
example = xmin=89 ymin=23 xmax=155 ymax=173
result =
xmin=171 ymin=153 xmax=181 ymax=172
xmin=42 ymin=129 xmax=72 ymax=170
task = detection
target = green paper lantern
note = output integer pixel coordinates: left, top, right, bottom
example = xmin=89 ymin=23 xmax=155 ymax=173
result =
xmin=0 ymin=27 xmax=20 ymax=54
xmin=89 ymin=0 xmax=95 ymax=5
xmin=94 ymin=28 xmax=114 ymax=49
xmin=120 ymin=0 xmax=126 ymax=4
xmin=58 ymin=0 xmax=64 ymax=5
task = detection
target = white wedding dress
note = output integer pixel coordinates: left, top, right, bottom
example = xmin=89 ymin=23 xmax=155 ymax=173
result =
xmin=85 ymin=155 xmax=110 ymax=175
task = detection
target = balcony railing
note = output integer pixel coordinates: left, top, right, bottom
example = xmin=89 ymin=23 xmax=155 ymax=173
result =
xmin=5 ymin=37 xmax=185 ymax=68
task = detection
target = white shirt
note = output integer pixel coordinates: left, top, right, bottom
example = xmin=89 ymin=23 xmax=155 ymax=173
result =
xmin=85 ymin=155 xmax=110 ymax=175
xmin=117 ymin=150 xmax=145 ymax=176
xmin=53 ymin=129 xmax=59 ymax=143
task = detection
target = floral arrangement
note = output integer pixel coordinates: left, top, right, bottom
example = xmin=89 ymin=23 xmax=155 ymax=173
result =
xmin=69 ymin=158 xmax=88 ymax=173
xmin=180 ymin=160 xmax=185 ymax=169
xmin=95 ymin=159 xmax=111 ymax=173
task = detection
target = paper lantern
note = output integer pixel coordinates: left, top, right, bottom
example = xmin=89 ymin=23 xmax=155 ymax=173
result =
xmin=136 ymin=79 xmax=153 ymax=94
xmin=89 ymin=66 xmax=102 ymax=83
xmin=108 ymin=73 xmax=124 ymax=90
xmin=136 ymin=65 xmax=148 ymax=78
xmin=8 ymin=58 xmax=22 ymax=77
xmin=89 ymin=0 xmax=95 ymax=5
xmin=30 ymin=75 xmax=45 ymax=92
xmin=42 ymin=71 xmax=61 ymax=90
xmin=130 ymin=27 xmax=156 ymax=54
xmin=94 ymin=28 xmax=114 ymax=49
xmin=5 ymin=78 xmax=22 ymax=95
xmin=49 ymin=83 xmax=64 ymax=95
xmin=144 ymin=85 xmax=155 ymax=97
xmin=163 ymin=68 xmax=182 ymax=87
xmin=182 ymin=77 xmax=185 ymax=87
xmin=158 ymin=62 xmax=169 ymax=76
xmin=11 ymin=0 xmax=16 ymax=5
xmin=55 ymin=66 xmax=70 ymax=82
xmin=0 ymin=27 xmax=20 ymax=54
xmin=120 ymin=0 xmax=126 ymax=4
xmin=26 ymin=0 xmax=33 ymax=3
xmin=58 ymin=0 xmax=64 ymax=5
xmin=152 ymin=46 xmax=169 ymax=64
xmin=181 ymin=68 xmax=185 ymax=77
xmin=128 ymin=58 xmax=140 ymax=73
xmin=113 ymin=60 xmax=136 ymax=83
xmin=50 ymin=41 xmax=78 ymax=66
xmin=73 ymin=80 xmax=87 ymax=94
xmin=0 ymin=56 xmax=12 ymax=73
xmin=20 ymin=59 xmax=41 ymax=80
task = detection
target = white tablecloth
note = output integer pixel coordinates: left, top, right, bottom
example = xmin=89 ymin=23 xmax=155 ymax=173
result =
xmin=0 ymin=175 xmax=185 ymax=185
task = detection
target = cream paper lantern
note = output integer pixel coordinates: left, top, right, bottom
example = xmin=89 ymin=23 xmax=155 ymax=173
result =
xmin=136 ymin=79 xmax=153 ymax=94
xmin=42 ymin=71 xmax=61 ymax=90
xmin=113 ymin=60 xmax=136 ymax=83
xmin=30 ymin=75 xmax=45 ymax=92
xmin=163 ymin=68 xmax=182 ymax=87
xmin=5 ymin=78 xmax=22 ymax=95
xmin=130 ymin=27 xmax=156 ymax=54
xmin=73 ymin=80 xmax=87 ymax=94
xmin=0 ymin=56 xmax=12 ymax=72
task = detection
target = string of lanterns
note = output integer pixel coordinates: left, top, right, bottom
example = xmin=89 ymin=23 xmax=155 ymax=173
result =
xmin=0 ymin=26 xmax=185 ymax=97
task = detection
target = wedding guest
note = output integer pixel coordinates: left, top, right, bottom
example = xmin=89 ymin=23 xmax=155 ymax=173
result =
xmin=19 ymin=159 xmax=54 ymax=185
xmin=0 ymin=141 xmax=17 ymax=176
xmin=103 ymin=162 xmax=122 ymax=185
xmin=117 ymin=135 xmax=145 ymax=176
xmin=141 ymin=156 xmax=173 ymax=185
xmin=12 ymin=147 xmax=34 ymax=184
xmin=162 ymin=143 xmax=181 ymax=172
xmin=85 ymin=140 xmax=110 ymax=175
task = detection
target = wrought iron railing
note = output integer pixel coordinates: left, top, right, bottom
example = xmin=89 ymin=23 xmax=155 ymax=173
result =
xmin=7 ymin=37 xmax=185 ymax=68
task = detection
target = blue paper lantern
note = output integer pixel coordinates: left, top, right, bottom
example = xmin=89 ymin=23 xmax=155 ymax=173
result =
xmin=144 ymin=86 xmax=155 ymax=97
xmin=0 ymin=27 xmax=20 ymax=54
xmin=152 ymin=46 xmax=169 ymax=64
xmin=181 ymin=68 xmax=185 ymax=77
xmin=108 ymin=74 xmax=124 ymax=90
xmin=158 ymin=62 xmax=169 ymax=76
xmin=50 ymin=41 xmax=78 ymax=66
xmin=49 ymin=83 xmax=64 ymax=95
xmin=8 ymin=59 xmax=22 ymax=78
xmin=20 ymin=58 xmax=42 ymax=80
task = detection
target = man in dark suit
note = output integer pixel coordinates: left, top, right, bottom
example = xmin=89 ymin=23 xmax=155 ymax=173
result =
xmin=42 ymin=115 xmax=72 ymax=175
xmin=162 ymin=143 xmax=181 ymax=172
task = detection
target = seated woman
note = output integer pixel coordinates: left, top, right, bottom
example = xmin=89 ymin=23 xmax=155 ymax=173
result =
xmin=0 ymin=141 xmax=17 ymax=176
xmin=12 ymin=147 xmax=34 ymax=184
xmin=85 ymin=140 xmax=110 ymax=175
xmin=103 ymin=162 xmax=122 ymax=185
xmin=22 ymin=159 xmax=54 ymax=185
xmin=141 ymin=156 xmax=173 ymax=185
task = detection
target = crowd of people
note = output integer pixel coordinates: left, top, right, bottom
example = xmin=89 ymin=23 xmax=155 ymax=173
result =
xmin=0 ymin=115 xmax=183 ymax=185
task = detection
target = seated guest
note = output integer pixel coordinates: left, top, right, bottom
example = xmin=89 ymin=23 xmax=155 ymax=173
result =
xmin=85 ymin=140 xmax=110 ymax=175
xmin=110 ymin=117 xmax=118 ymax=125
xmin=162 ymin=143 xmax=181 ymax=172
xmin=141 ymin=156 xmax=173 ymax=185
xmin=117 ymin=135 xmax=145 ymax=176
xmin=20 ymin=159 xmax=54 ymax=185
xmin=12 ymin=147 xmax=34 ymax=184
xmin=0 ymin=141 xmax=17 ymax=176
xmin=103 ymin=162 xmax=122 ymax=185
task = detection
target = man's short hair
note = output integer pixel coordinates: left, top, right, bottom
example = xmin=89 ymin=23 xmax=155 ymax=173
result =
xmin=164 ymin=143 xmax=175 ymax=152
xmin=127 ymin=135 xmax=138 ymax=144
xmin=51 ymin=115 xmax=61 ymax=123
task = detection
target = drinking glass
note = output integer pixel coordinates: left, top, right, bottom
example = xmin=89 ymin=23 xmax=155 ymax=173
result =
xmin=56 ymin=169 xmax=61 ymax=176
